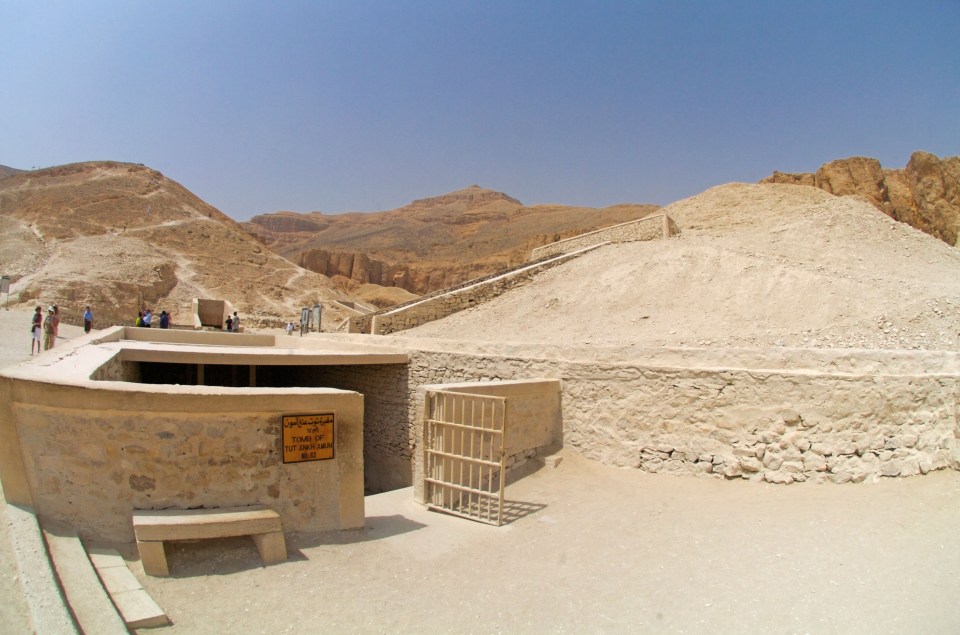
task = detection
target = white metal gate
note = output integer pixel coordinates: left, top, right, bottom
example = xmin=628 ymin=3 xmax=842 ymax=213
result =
xmin=423 ymin=390 xmax=507 ymax=526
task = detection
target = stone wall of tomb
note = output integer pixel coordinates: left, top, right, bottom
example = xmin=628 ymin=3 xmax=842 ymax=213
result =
xmin=0 ymin=377 xmax=365 ymax=542
xmin=529 ymin=213 xmax=678 ymax=260
xmin=325 ymin=339 xmax=959 ymax=489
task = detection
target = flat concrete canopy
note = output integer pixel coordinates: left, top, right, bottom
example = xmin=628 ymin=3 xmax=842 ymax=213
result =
xmin=114 ymin=339 xmax=409 ymax=367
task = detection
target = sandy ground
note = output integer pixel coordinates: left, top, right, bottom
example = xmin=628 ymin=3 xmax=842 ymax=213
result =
xmin=122 ymin=456 xmax=960 ymax=634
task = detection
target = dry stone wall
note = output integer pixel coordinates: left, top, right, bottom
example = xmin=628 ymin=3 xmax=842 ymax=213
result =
xmin=338 ymin=338 xmax=960 ymax=487
xmin=530 ymin=213 xmax=678 ymax=260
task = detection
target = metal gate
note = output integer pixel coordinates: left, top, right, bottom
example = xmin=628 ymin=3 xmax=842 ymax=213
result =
xmin=423 ymin=390 xmax=507 ymax=526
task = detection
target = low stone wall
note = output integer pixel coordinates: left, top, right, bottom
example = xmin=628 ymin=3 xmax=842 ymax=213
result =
xmin=325 ymin=335 xmax=959 ymax=487
xmin=530 ymin=213 xmax=678 ymax=260
xmin=0 ymin=341 xmax=366 ymax=542
xmin=369 ymin=246 xmax=603 ymax=335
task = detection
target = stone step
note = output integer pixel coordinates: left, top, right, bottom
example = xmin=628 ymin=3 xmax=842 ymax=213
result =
xmin=41 ymin=522 xmax=128 ymax=635
xmin=6 ymin=506 xmax=76 ymax=635
xmin=87 ymin=546 xmax=170 ymax=629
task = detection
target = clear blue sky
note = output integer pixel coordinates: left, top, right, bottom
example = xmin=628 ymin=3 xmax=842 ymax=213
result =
xmin=2 ymin=1 xmax=958 ymax=220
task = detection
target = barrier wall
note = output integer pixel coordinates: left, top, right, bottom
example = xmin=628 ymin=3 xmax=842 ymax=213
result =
xmin=369 ymin=246 xmax=603 ymax=335
xmin=0 ymin=330 xmax=367 ymax=542
xmin=324 ymin=335 xmax=960 ymax=487
xmin=530 ymin=213 xmax=679 ymax=260
xmin=3 ymin=328 xmax=957 ymax=547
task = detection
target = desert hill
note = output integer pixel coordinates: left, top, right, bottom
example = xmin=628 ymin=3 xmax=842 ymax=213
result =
xmin=762 ymin=151 xmax=960 ymax=247
xmin=243 ymin=185 xmax=660 ymax=294
xmin=401 ymin=182 xmax=960 ymax=351
xmin=0 ymin=165 xmax=24 ymax=179
xmin=0 ymin=161 xmax=359 ymax=328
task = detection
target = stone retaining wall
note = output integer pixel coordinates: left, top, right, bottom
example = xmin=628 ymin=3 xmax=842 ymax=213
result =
xmin=323 ymin=336 xmax=959 ymax=487
xmin=530 ymin=213 xmax=679 ymax=260
xmin=367 ymin=245 xmax=604 ymax=335
xmin=0 ymin=373 xmax=365 ymax=542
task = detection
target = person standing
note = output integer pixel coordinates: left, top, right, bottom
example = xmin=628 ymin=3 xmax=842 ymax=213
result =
xmin=225 ymin=314 xmax=233 ymax=332
xmin=31 ymin=306 xmax=42 ymax=354
xmin=52 ymin=304 xmax=60 ymax=347
xmin=232 ymin=311 xmax=240 ymax=333
xmin=43 ymin=307 xmax=56 ymax=351
xmin=83 ymin=305 xmax=93 ymax=333
xmin=159 ymin=310 xmax=170 ymax=329
xmin=143 ymin=308 xmax=153 ymax=328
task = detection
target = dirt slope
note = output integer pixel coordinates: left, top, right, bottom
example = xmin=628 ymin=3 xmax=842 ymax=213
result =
xmin=243 ymin=185 xmax=660 ymax=294
xmin=402 ymin=183 xmax=960 ymax=350
xmin=0 ymin=162 xmax=356 ymax=328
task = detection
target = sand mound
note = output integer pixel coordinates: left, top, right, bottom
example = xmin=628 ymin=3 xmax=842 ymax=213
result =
xmin=402 ymin=183 xmax=960 ymax=350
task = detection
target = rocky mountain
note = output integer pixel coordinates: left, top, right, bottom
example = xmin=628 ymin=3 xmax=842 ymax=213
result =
xmin=243 ymin=185 xmax=660 ymax=295
xmin=761 ymin=151 xmax=960 ymax=247
xmin=0 ymin=161 xmax=359 ymax=328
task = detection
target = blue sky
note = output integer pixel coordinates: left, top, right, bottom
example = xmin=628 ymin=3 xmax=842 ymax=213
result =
xmin=2 ymin=1 xmax=958 ymax=220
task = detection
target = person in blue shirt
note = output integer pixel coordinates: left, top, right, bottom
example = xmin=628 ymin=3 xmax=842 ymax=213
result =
xmin=159 ymin=310 xmax=170 ymax=329
xmin=83 ymin=306 xmax=93 ymax=333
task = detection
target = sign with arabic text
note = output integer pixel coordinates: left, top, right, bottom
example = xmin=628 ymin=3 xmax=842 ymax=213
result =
xmin=282 ymin=413 xmax=334 ymax=463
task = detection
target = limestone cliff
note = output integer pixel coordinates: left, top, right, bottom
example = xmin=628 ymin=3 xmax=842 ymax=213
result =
xmin=762 ymin=151 xmax=960 ymax=247
xmin=244 ymin=185 xmax=660 ymax=294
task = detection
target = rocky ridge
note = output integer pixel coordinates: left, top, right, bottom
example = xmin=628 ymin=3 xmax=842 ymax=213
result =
xmin=243 ymin=185 xmax=660 ymax=295
xmin=762 ymin=151 xmax=960 ymax=247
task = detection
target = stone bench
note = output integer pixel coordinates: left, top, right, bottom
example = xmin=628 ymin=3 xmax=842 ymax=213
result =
xmin=132 ymin=505 xmax=287 ymax=577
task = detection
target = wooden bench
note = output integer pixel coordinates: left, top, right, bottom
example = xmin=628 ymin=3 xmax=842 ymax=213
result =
xmin=132 ymin=505 xmax=287 ymax=577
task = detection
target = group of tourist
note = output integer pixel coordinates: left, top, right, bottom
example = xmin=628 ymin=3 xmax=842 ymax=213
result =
xmin=30 ymin=303 xmax=95 ymax=354
xmin=30 ymin=305 xmax=57 ymax=354
xmin=135 ymin=308 xmax=170 ymax=329
xmin=29 ymin=303 xmax=248 ymax=354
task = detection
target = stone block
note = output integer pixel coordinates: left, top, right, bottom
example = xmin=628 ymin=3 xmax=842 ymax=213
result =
xmin=880 ymin=460 xmax=903 ymax=477
xmin=763 ymin=471 xmax=795 ymax=484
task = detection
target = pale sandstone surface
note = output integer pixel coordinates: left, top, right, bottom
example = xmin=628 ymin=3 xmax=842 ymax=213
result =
xmin=1 ymin=312 xmax=958 ymax=632
xmin=0 ymin=482 xmax=31 ymax=634
xmin=3 ymin=175 xmax=960 ymax=632
xmin=120 ymin=453 xmax=960 ymax=633
xmin=402 ymin=183 xmax=960 ymax=350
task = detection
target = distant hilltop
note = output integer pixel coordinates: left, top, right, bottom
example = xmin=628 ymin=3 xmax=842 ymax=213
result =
xmin=0 ymin=164 xmax=25 ymax=179
xmin=243 ymin=186 xmax=660 ymax=295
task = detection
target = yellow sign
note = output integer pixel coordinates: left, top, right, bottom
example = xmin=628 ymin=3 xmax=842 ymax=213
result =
xmin=281 ymin=413 xmax=335 ymax=463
